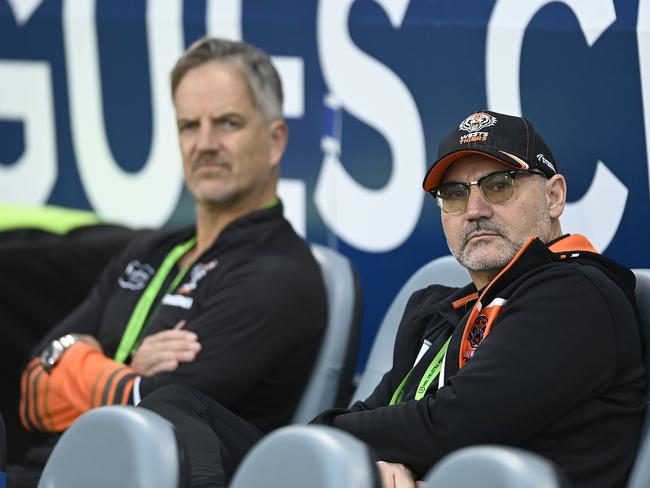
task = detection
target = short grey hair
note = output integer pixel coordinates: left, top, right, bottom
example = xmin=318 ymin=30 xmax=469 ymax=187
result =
xmin=171 ymin=37 xmax=283 ymax=122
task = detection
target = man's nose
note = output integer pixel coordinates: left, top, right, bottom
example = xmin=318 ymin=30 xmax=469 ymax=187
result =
xmin=465 ymin=184 xmax=493 ymax=220
xmin=196 ymin=124 xmax=220 ymax=152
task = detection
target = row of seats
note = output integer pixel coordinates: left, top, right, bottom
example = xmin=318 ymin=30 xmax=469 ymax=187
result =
xmin=229 ymin=425 xmax=570 ymax=488
xmin=32 ymin=252 xmax=650 ymax=487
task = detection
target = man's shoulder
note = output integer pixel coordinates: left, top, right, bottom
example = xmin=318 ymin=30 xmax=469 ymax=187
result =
xmin=122 ymin=226 xmax=194 ymax=257
xmin=404 ymin=284 xmax=467 ymax=316
xmin=417 ymin=283 xmax=464 ymax=301
xmin=213 ymin=226 xmax=324 ymax=296
xmin=509 ymin=258 xmax=636 ymax=318
xmin=527 ymin=257 xmax=634 ymax=295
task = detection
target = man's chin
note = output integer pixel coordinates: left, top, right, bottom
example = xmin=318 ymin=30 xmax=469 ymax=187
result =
xmin=458 ymin=240 xmax=518 ymax=272
xmin=190 ymin=182 xmax=231 ymax=203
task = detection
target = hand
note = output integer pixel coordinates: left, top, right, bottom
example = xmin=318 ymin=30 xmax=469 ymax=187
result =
xmin=376 ymin=461 xmax=425 ymax=488
xmin=129 ymin=321 xmax=201 ymax=376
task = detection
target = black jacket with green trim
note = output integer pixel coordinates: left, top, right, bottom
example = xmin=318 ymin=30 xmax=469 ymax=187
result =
xmin=312 ymin=234 xmax=644 ymax=488
xmin=36 ymin=203 xmax=327 ymax=433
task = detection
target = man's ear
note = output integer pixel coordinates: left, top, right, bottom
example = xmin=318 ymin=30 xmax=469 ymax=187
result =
xmin=268 ymin=120 xmax=288 ymax=168
xmin=546 ymin=174 xmax=567 ymax=219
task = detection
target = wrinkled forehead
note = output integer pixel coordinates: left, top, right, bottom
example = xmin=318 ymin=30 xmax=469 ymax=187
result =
xmin=441 ymin=154 xmax=511 ymax=184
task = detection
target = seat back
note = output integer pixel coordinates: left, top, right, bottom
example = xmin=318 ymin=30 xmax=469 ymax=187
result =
xmin=292 ymin=245 xmax=362 ymax=423
xmin=626 ymin=269 xmax=650 ymax=488
xmin=38 ymin=406 xmax=185 ymax=488
xmin=632 ymin=269 xmax=650 ymax=398
xmin=424 ymin=445 xmax=562 ymax=488
xmin=351 ymin=255 xmax=468 ymax=403
xmin=230 ymin=425 xmax=377 ymax=488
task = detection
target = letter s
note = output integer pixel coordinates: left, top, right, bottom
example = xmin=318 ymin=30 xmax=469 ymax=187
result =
xmin=315 ymin=0 xmax=425 ymax=252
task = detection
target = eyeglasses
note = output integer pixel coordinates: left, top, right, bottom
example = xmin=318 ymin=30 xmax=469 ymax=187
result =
xmin=430 ymin=169 xmax=546 ymax=214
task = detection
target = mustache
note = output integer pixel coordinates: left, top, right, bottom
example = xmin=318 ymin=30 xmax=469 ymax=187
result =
xmin=191 ymin=152 xmax=230 ymax=170
xmin=458 ymin=220 xmax=507 ymax=249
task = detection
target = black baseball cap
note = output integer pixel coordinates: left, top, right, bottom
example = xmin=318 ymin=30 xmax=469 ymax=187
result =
xmin=423 ymin=110 xmax=558 ymax=192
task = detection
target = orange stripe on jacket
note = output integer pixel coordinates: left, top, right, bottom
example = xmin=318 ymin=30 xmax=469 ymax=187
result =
xmin=459 ymin=300 xmax=505 ymax=368
xmin=457 ymin=237 xmax=536 ymax=369
xmin=548 ymin=234 xmax=598 ymax=255
xmin=452 ymin=292 xmax=478 ymax=310
xmin=19 ymin=344 xmax=137 ymax=432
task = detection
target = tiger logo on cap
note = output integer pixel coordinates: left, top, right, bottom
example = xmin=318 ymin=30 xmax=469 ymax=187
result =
xmin=459 ymin=112 xmax=497 ymax=133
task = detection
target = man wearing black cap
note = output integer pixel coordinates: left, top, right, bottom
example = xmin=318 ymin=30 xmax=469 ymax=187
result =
xmin=140 ymin=110 xmax=644 ymax=488
xmin=312 ymin=110 xmax=644 ymax=487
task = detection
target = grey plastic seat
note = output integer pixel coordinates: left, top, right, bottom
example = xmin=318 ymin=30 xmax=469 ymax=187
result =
xmin=292 ymin=244 xmax=361 ymax=423
xmin=351 ymin=254 xmax=468 ymax=403
xmin=424 ymin=445 xmax=562 ymax=488
xmin=627 ymin=269 xmax=650 ymax=488
xmin=38 ymin=406 xmax=185 ymax=488
xmin=230 ymin=425 xmax=377 ymax=488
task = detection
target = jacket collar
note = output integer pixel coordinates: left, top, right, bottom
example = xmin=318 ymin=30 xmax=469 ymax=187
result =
xmin=474 ymin=233 xmax=598 ymax=314
xmin=456 ymin=233 xmax=600 ymax=369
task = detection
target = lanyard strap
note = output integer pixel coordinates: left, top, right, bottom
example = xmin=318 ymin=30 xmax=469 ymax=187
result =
xmin=114 ymin=236 xmax=197 ymax=363
xmin=389 ymin=335 xmax=452 ymax=405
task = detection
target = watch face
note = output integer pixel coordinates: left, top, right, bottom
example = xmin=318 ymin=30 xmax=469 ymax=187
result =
xmin=40 ymin=340 xmax=64 ymax=371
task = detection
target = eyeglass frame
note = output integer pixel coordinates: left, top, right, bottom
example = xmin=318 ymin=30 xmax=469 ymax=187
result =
xmin=429 ymin=169 xmax=548 ymax=214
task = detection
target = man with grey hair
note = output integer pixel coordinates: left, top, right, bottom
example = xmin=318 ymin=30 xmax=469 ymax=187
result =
xmin=20 ymin=37 xmax=326 ymax=445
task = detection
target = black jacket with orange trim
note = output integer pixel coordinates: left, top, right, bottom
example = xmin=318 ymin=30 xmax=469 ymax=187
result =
xmin=311 ymin=234 xmax=644 ymax=488
xmin=23 ymin=203 xmax=327 ymax=433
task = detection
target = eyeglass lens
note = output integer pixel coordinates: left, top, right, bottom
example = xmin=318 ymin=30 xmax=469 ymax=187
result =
xmin=435 ymin=171 xmax=516 ymax=213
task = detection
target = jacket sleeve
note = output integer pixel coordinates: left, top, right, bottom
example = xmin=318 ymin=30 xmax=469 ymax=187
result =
xmin=20 ymin=344 xmax=137 ymax=432
xmin=20 ymin=244 xmax=141 ymax=433
xmin=137 ymin=257 xmax=327 ymax=409
xmin=319 ymin=267 xmax=625 ymax=477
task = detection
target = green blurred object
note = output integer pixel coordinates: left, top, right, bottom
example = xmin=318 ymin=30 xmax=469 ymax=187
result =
xmin=0 ymin=203 xmax=101 ymax=234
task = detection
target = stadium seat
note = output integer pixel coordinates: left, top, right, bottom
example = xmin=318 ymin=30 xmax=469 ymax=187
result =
xmin=423 ymin=445 xmax=564 ymax=487
xmin=351 ymin=254 xmax=468 ymax=403
xmin=292 ymin=244 xmax=362 ymax=423
xmin=627 ymin=269 xmax=650 ymax=488
xmin=37 ymin=406 xmax=187 ymax=488
xmin=229 ymin=425 xmax=378 ymax=488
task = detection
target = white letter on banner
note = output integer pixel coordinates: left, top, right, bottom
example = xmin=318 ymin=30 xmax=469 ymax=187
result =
xmin=63 ymin=0 xmax=184 ymax=227
xmin=0 ymin=61 xmax=57 ymax=204
xmin=486 ymin=0 xmax=626 ymax=252
xmin=5 ymin=0 xmax=44 ymax=26
xmin=637 ymin=0 xmax=650 ymax=210
xmin=315 ymin=0 xmax=425 ymax=252
xmin=206 ymin=0 xmax=242 ymax=41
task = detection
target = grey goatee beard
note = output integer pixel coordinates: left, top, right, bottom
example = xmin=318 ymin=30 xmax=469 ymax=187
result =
xmin=449 ymin=220 xmax=522 ymax=273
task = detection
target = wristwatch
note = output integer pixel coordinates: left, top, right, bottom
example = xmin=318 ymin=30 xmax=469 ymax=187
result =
xmin=39 ymin=334 xmax=80 ymax=372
